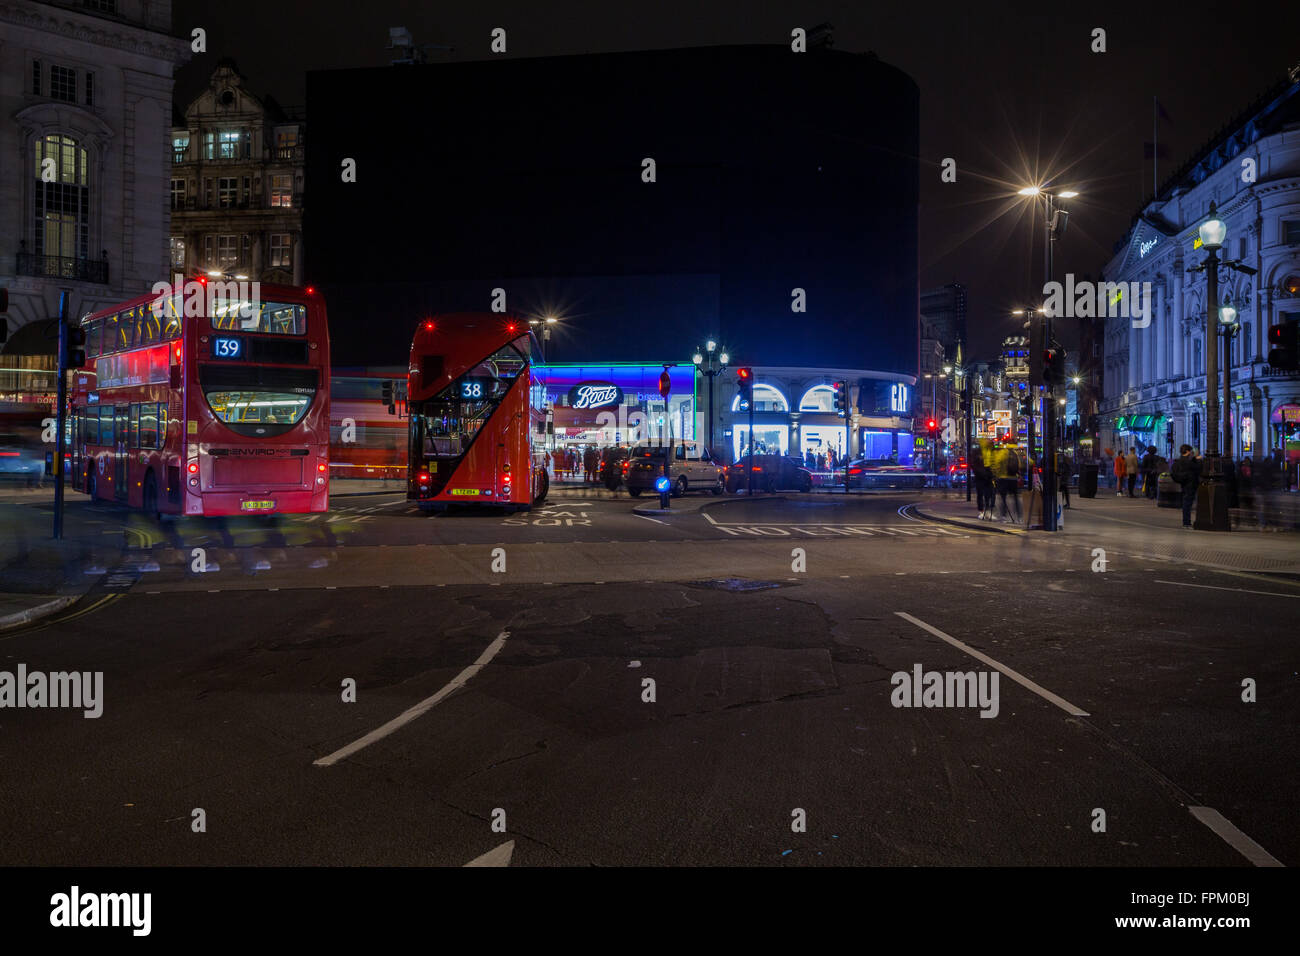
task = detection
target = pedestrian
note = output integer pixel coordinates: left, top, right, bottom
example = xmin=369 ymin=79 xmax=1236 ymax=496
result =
xmin=1113 ymin=450 xmax=1127 ymax=497
xmin=996 ymin=445 xmax=1022 ymax=522
xmin=1170 ymin=444 xmax=1202 ymax=528
xmin=1141 ymin=444 xmax=1159 ymax=499
xmin=1124 ymin=447 xmax=1140 ymax=497
xmin=972 ymin=450 xmax=995 ymax=520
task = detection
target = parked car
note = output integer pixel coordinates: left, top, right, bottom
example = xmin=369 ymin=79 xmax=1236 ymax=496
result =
xmin=845 ymin=457 xmax=928 ymax=490
xmin=726 ymin=454 xmax=813 ymax=493
xmin=625 ymin=441 xmax=727 ymax=497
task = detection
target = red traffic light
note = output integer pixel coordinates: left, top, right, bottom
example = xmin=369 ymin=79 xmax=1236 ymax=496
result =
xmin=926 ymin=419 xmax=937 ymax=430
xmin=736 ymin=367 xmax=752 ymax=380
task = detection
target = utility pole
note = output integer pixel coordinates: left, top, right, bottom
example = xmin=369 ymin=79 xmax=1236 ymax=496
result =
xmin=53 ymin=290 xmax=72 ymax=539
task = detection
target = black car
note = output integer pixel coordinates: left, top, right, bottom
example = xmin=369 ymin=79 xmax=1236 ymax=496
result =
xmin=726 ymin=454 xmax=813 ymax=493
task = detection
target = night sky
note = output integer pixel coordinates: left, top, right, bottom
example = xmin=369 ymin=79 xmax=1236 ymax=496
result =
xmin=173 ymin=0 xmax=1298 ymax=361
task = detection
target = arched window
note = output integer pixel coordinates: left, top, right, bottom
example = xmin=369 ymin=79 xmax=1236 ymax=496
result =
xmin=33 ymin=134 xmax=90 ymax=263
xmin=798 ymin=384 xmax=837 ymax=412
xmin=731 ymin=383 xmax=788 ymax=413
xmin=1193 ymin=338 xmax=1202 ymax=376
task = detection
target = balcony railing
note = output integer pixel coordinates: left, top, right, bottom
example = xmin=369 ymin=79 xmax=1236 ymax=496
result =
xmin=15 ymin=252 xmax=109 ymax=284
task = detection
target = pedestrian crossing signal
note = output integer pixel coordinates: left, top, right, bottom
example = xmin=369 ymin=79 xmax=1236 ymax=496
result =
xmin=1268 ymin=321 xmax=1298 ymax=371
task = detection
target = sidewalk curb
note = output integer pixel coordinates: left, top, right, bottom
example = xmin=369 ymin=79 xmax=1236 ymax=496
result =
xmin=913 ymin=505 xmax=1021 ymax=536
xmin=0 ymin=595 xmax=79 ymax=633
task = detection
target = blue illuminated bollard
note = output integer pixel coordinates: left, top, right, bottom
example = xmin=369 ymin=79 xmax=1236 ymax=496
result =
xmin=655 ymin=474 xmax=671 ymax=508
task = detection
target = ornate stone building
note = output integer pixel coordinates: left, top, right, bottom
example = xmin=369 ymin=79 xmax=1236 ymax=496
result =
xmin=0 ymin=0 xmax=189 ymax=369
xmin=1100 ymin=63 xmax=1300 ymax=463
xmin=169 ymin=59 xmax=304 ymax=284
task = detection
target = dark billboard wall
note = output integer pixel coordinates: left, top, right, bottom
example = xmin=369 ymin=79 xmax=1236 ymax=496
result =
xmin=306 ymin=45 xmax=919 ymax=374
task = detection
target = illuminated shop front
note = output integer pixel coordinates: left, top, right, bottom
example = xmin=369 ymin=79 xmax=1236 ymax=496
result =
xmin=537 ymin=363 xmax=697 ymax=451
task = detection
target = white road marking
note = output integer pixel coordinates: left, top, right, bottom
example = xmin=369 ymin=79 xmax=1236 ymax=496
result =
xmin=464 ymin=840 xmax=514 ymax=867
xmin=1189 ymin=806 xmax=1283 ymax=867
xmin=894 ymin=611 xmax=1090 ymax=717
xmin=1156 ymin=580 xmax=1300 ymax=599
xmin=314 ymin=630 xmax=509 ymax=767
xmin=634 ymin=514 xmax=667 ymax=525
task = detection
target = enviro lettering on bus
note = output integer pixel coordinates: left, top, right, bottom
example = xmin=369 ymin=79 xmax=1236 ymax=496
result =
xmin=67 ymin=281 xmax=331 ymax=517
xmin=406 ymin=314 xmax=548 ymax=512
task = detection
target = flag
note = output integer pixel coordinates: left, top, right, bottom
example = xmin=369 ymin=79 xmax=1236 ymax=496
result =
xmin=1155 ymin=98 xmax=1172 ymax=122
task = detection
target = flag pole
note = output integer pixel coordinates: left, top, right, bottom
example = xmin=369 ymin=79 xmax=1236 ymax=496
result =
xmin=1153 ymin=96 xmax=1158 ymax=196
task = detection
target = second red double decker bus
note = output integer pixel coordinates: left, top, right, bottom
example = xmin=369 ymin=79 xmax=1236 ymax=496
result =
xmin=406 ymin=314 xmax=548 ymax=512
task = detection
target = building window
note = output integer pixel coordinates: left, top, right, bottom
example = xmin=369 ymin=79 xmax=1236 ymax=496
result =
xmin=216 ymin=235 xmax=238 ymax=270
xmin=270 ymin=233 xmax=291 ymax=268
xmin=1194 ymin=338 xmax=1202 ymax=376
xmin=170 ymin=237 xmax=185 ymax=270
xmin=32 ymin=134 xmax=90 ymax=261
xmin=32 ymin=60 xmax=41 ymax=96
xmin=170 ymin=178 xmax=186 ymax=210
xmin=218 ymin=177 xmax=238 ymax=208
xmin=275 ymin=129 xmax=299 ymax=160
xmin=204 ymin=129 xmax=247 ymax=160
xmin=270 ymin=174 xmax=293 ymax=208
xmin=1285 ymin=221 xmax=1300 ymax=247
xmin=85 ymin=72 xmax=95 ymax=107
xmin=173 ymin=134 xmax=189 ymax=164
xmin=50 ymin=66 xmax=76 ymax=103
xmin=241 ymin=234 xmax=251 ymax=266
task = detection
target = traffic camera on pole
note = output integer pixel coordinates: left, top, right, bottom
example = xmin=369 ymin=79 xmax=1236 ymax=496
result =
xmin=1268 ymin=321 xmax=1299 ymax=371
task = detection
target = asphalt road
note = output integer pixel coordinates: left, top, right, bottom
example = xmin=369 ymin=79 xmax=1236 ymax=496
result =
xmin=0 ymin=491 xmax=1295 ymax=866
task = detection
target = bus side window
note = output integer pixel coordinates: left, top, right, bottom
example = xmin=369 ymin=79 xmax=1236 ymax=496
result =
xmin=118 ymin=309 xmax=135 ymax=350
xmin=156 ymin=404 xmax=167 ymax=449
xmin=162 ymin=294 xmax=183 ymax=340
xmin=129 ymin=404 xmax=140 ymax=448
xmin=86 ymin=321 xmax=102 ymax=357
xmin=139 ymin=304 xmax=160 ymax=346
xmin=103 ymin=314 xmax=118 ymax=354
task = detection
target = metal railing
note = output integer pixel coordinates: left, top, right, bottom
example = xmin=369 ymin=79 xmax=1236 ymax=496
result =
xmin=15 ymin=252 xmax=108 ymax=284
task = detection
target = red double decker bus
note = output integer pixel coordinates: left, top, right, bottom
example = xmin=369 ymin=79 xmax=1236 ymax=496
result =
xmin=406 ymin=314 xmax=548 ymax=512
xmin=69 ymin=280 xmax=330 ymax=517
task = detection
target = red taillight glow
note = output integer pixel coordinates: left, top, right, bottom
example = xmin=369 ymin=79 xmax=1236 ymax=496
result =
xmin=424 ymin=321 xmax=434 ymax=331
xmin=418 ymin=472 xmax=430 ymax=483
xmin=306 ymin=286 xmax=315 ymax=294
xmin=318 ymin=463 xmax=327 ymax=472
xmin=187 ymin=462 xmax=198 ymax=474
xmin=849 ymin=467 xmax=862 ymax=475
xmin=174 ymin=344 xmax=182 ymax=361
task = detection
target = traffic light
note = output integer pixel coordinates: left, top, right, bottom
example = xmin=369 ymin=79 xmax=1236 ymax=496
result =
xmin=1042 ymin=347 xmax=1066 ymax=385
xmin=382 ymin=379 xmax=395 ymax=414
xmin=63 ymin=324 xmax=86 ymax=370
xmin=833 ymin=381 xmax=848 ymax=416
xmin=1019 ymin=396 xmax=1032 ymax=415
xmin=736 ymin=367 xmax=753 ymax=405
xmin=926 ymin=417 xmax=938 ymax=435
xmin=1268 ymin=321 xmax=1299 ymax=371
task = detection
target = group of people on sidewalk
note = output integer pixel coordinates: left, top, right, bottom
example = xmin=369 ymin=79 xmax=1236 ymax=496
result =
xmin=1109 ymin=446 xmax=1164 ymax=500
xmin=970 ymin=446 xmax=1074 ymax=524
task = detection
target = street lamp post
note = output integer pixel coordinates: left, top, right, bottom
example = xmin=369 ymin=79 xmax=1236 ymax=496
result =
xmin=1219 ymin=303 xmax=1239 ymax=464
xmin=1191 ymin=203 xmax=1230 ymax=531
xmin=1018 ymin=184 xmax=1077 ymax=531
xmin=692 ymin=340 xmax=729 ymax=452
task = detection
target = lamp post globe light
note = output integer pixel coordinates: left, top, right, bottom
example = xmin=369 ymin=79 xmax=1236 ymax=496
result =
xmin=693 ymin=340 xmax=728 ymax=453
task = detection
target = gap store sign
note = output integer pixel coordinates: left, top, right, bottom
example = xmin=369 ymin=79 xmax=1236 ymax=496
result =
xmin=861 ymin=379 xmax=912 ymax=416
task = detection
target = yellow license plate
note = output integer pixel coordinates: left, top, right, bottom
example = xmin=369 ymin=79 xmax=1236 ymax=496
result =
xmin=241 ymin=500 xmax=275 ymax=511
xmin=449 ymin=488 xmax=480 ymax=496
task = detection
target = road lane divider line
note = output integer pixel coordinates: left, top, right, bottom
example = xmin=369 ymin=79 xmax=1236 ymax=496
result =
xmin=314 ymin=630 xmax=509 ymax=767
xmin=465 ymin=840 xmax=515 ymax=867
xmin=634 ymin=514 xmax=667 ymax=525
xmin=1155 ymin=579 xmax=1300 ymax=599
xmin=1188 ymin=807 xmax=1283 ymax=867
xmin=893 ymin=611 xmax=1090 ymax=717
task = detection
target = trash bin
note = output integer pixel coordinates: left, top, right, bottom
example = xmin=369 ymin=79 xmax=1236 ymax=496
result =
xmin=1079 ymin=462 xmax=1099 ymax=498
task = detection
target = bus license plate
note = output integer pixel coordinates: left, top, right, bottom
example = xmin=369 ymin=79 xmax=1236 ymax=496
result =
xmin=241 ymin=499 xmax=275 ymax=511
xmin=449 ymin=489 xmax=480 ymax=496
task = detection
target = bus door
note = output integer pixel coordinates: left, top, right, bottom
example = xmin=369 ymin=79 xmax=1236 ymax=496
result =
xmin=114 ymin=404 xmax=129 ymax=500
